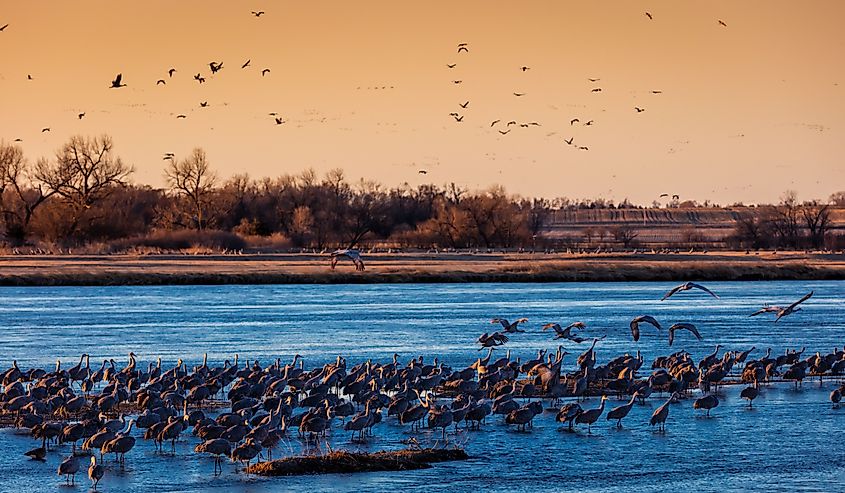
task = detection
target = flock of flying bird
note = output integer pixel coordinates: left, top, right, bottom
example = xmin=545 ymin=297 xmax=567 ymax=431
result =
xmin=0 ymin=280 xmax=838 ymax=489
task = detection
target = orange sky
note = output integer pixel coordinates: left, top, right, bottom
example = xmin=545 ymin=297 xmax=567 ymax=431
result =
xmin=1 ymin=1 xmax=843 ymax=205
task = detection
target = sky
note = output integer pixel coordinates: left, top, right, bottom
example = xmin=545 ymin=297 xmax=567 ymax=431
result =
xmin=1 ymin=1 xmax=843 ymax=205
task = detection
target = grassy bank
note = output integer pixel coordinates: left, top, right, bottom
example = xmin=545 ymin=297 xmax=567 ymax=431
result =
xmin=246 ymin=448 xmax=469 ymax=476
xmin=0 ymin=252 xmax=843 ymax=286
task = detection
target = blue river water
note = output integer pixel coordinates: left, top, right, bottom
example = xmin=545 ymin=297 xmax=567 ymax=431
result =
xmin=0 ymin=281 xmax=842 ymax=492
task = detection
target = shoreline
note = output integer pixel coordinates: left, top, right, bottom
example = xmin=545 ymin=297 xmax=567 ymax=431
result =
xmin=0 ymin=252 xmax=844 ymax=286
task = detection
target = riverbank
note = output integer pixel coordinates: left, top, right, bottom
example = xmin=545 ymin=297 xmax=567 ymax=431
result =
xmin=0 ymin=251 xmax=843 ymax=286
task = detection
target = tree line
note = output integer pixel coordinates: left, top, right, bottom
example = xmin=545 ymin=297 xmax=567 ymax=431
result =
xmin=0 ymin=136 xmax=841 ymax=251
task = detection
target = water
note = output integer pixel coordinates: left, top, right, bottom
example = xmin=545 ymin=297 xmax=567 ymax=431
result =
xmin=0 ymin=281 xmax=843 ymax=492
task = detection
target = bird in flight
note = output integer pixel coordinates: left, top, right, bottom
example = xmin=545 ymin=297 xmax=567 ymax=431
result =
xmin=452 ymin=80 xmax=462 ymax=84
xmin=241 ymin=59 xmax=251 ymax=69
xmin=629 ymin=315 xmax=661 ymax=342
xmin=275 ymin=117 xmax=285 ymax=125
xmin=458 ymin=101 xmax=470 ymax=108
xmin=209 ymin=61 xmax=223 ymax=73
xmin=635 ymin=107 xmax=645 ymax=113
xmin=168 ymin=68 xmax=177 ymax=77
xmin=251 ymin=10 xmax=265 ymax=17
xmin=774 ymin=291 xmax=813 ymax=322
xmin=570 ymin=118 xmax=580 ymax=125
xmin=584 ymin=120 xmax=594 ymax=126
xmin=520 ymin=66 xmax=530 ymax=71
xmin=506 ymin=121 xmax=517 ymax=126
xmin=176 ymin=114 xmax=187 ymax=119
xmin=109 ymin=73 xmax=126 ymax=88
xmin=661 ymin=282 xmax=720 ymax=301
xmin=78 ymin=112 xmax=85 ymax=120
xmin=200 ymin=101 xmax=209 ymax=107
xmin=588 ymin=78 xmax=600 ymax=82
xmin=659 ymin=193 xmax=669 ymax=198
xmin=453 ymin=114 xmax=464 ymax=122
xmin=668 ymin=323 xmax=702 ymax=346
xmin=499 ymin=130 xmax=510 ymax=135
xmin=651 ymin=90 xmax=663 ymax=94
xmin=672 ymin=194 xmax=680 ymax=200
xmin=41 ymin=127 xmax=50 ymax=132
xmin=156 ymin=79 xmax=166 ymax=85
xmin=591 ymin=88 xmax=602 ymax=92
xmin=447 ymin=63 xmax=457 ymax=68
xmin=261 ymin=68 xmax=271 ymax=76
xmin=0 ymin=24 xmax=8 ymax=32
xmin=564 ymin=137 xmax=574 ymax=145
xmin=457 ymin=43 xmax=468 ymax=53
xmin=513 ymin=92 xmax=526 ymax=96
xmin=418 ymin=170 xmax=428 ymax=174
xmin=578 ymin=146 xmax=589 ymax=151
xmin=27 ymin=74 xmax=34 ymax=80
xmin=194 ymin=73 xmax=206 ymax=83
xmin=492 ymin=318 xmax=528 ymax=333
xmin=718 ymin=19 xmax=727 ymax=27
xmin=490 ymin=120 xmax=501 ymax=127
xmin=13 ymin=138 xmax=22 ymax=142
xmin=645 ymin=12 xmax=653 ymax=20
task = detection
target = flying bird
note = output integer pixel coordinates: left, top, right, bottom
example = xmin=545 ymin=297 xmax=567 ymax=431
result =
xmin=506 ymin=121 xmax=517 ymax=126
xmin=418 ymin=170 xmax=427 ymax=174
xmin=718 ymin=19 xmax=727 ymax=27
xmin=564 ymin=137 xmax=574 ymax=145
xmin=275 ymin=117 xmax=285 ymax=125
xmin=645 ymin=12 xmax=653 ymax=20
xmin=251 ymin=10 xmax=265 ymax=17
xmin=453 ymin=115 xmax=464 ymax=122
xmin=492 ymin=318 xmax=528 ymax=333
xmin=457 ymin=43 xmax=469 ymax=53
xmin=635 ymin=107 xmax=645 ymax=113
xmin=200 ymin=101 xmax=209 ymax=107
xmin=27 ymin=74 xmax=33 ymax=80
xmin=520 ymin=66 xmax=530 ymax=71
xmin=241 ymin=59 xmax=251 ymax=69
xmin=668 ymin=323 xmax=702 ymax=346
xmin=588 ymin=78 xmax=600 ymax=82
xmin=490 ymin=120 xmax=501 ymax=127
xmin=13 ymin=138 xmax=22 ymax=142
xmin=672 ymin=194 xmax=680 ymax=200
xmin=578 ymin=146 xmax=589 ymax=151
xmin=41 ymin=127 xmax=50 ymax=132
xmin=499 ymin=130 xmax=510 ymax=135
xmin=570 ymin=118 xmax=580 ymax=125
xmin=78 ymin=112 xmax=85 ymax=120
xmin=651 ymin=90 xmax=662 ymax=94
xmin=774 ymin=291 xmax=813 ymax=322
xmin=447 ymin=63 xmax=457 ymax=68
xmin=194 ymin=73 xmax=205 ymax=83
xmin=661 ymin=282 xmax=720 ymax=301
xmin=591 ymin=88 xmax=602 ymax=92
xmin=630 ymin=315 xmax=661 ymax=342
xmin=452 ymin=80 xmax=462 ymax=84
xmin=584 ymin=120 xmax=594 ymax=126
xmin=513 ymin=92 xmax=526 ymax=96
xmin=168 ymin=68 xmax=176 ymax=77
xmin=749 ymin=306 xmax=783 ymax=317
xmin=459 ymin=101 xmax=469 ymax=108
xmin=0 ymin=24 xmax=8 ymax=32
xmin=109 ymin=73 xmax=126 ymax=88
xmin=261 ymin=68 xmax=271 ymax=76
xmin=209 ymin=61 xmax=223 ymax=73
xmin=659 ymin=193 xmax=669 ymax=198
xmin=176 ymin=114 xmax=187 ymax=119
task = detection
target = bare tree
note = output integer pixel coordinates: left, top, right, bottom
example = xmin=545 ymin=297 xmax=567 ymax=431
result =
xmin=0 ymin=142 xmax=55 ymax=243
xmin=611 ymin=225 xmax=639 ymax=248
xmin=802 ymin=201 xmax=832 ymax=249
xmin=164 ymin=148 xmax=218 ymax=230
xmin=34 ymin=135 xmax=133 ymax=236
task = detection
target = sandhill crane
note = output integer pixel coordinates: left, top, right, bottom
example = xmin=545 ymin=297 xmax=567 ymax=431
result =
xmin=693 ymin=394 xmax=719 ymax=416
xmin=661 ymin=282 xmax=720 ymax=301
xmin=24 ymin=443 xmax=46 ymax=461
xmin=668 ymin=323 xmax=702 ymax=346
xmin=492 ymin=318 xmax=528 ymax=333
xmin=831 ymin=389 xmax=842 ymax=409
xmin=57 ymin=455 xmax=80 ymax=485
xmin=740 ymin=386 xmax=759 ymax=409
xmin=650 ymin=393 xmax=679 ymax=432
xmin=109 ymin=73 xmax=126 ymax=88
xmin=606 ymin=392 xmax=638 ymax=428
xmin=556 ymin=403 xmax=583 ymax=431
xmin=195 ymin=438 xmax=231 ymax=475
xmin=575 ymin=396 xmax=607 ymax=433
xmin=88 ymin=457 xmax=104 ymax=490
xmin=231 ymin=438 xmax=262 ymax=470
xmin=630 ymin=315 xmax=661 ymax=341
xmin=477 ymin=332 xmax=509 ymax=349
xmin=330 ymin=249 xmax=364 ymax=271
xmin=775 ymin=291 xmax=813 ymax=322
xmin=101 ymin=419 xmax=135 ymax=466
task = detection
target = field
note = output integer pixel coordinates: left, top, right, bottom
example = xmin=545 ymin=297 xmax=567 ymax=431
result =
xmin=0 ymin=251 xmax=843 ymax=285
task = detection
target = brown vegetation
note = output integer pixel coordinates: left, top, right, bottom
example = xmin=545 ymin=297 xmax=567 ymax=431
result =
xmin=246 ymin=448 xmax=469 ymax=476
xmin=1 ymin=136 xmax=844 ymax=253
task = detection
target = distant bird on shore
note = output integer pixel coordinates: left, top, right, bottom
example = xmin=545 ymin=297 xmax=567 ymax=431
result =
xmin=78 ymin=112 xmax=85 ymax=120
xmin=661 ymin=282 xmax=720 ymax=301
xmin=668 ymin=323 xmax=702 ymax=346
xmin=457 ymin=43 xmax=469 ymax=53
xmin=251 ymin=10 xmax=265 ymax=17
xmin=241 ymin=59 xmax=251 ymax=69
xmin=168 ymin=68 xmax=176 ymax=77
xmin=774 ymin=291 xmax=813 ymax=322
xmin=109 ymin=73 xmax=126 ymax=88
xmin=261 ymin=68 xmax=271 ymax=76
xmin=330 ymin=249 xmax=364 ymax=271
xmin=630 ymin=315 xmax=661 ymax=342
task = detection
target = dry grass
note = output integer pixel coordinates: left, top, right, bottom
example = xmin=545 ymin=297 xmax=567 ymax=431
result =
xmin=0 ymin=252 xmax=843 ymax=286
xmin=246 ymin=448 xmax=469 ymax=476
